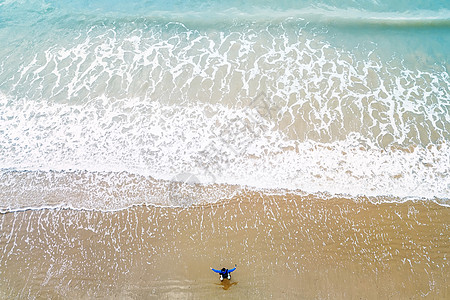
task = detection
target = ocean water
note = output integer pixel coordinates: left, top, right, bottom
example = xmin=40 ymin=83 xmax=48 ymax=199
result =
xmin=0 ymin=0 xmax=449 ymax=211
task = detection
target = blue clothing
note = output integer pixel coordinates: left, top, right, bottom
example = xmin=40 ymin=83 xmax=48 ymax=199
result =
xmin=211 ymin=267 xmax=236 ymax=275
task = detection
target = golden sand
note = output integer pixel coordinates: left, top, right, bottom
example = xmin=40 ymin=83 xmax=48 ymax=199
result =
xmin=0 ymin=192 xmax=448 ymax=299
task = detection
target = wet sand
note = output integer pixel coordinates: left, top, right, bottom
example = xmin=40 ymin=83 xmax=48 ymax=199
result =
xmin=0 ymin=192 xmax=448 ymax=299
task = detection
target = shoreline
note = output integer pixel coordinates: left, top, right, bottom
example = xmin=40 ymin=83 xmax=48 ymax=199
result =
xmin=1 ymin=170 xmax=449 ymax=213
xmin=1 ymin=194 xmax=449 ymax=214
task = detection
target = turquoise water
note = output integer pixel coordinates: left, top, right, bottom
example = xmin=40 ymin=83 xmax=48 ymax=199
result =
xmin=0 ymin=0 xmax=449 ymax=210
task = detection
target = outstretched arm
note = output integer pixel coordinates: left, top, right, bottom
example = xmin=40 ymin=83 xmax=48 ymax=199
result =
xmin=228 ymin=264 xmax=237 ymax=273
xmin=210 ymin=267 xmax=221 ymax=273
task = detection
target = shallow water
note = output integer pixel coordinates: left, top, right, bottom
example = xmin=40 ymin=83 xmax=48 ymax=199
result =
xmin=1 ymin=0 xmax=449 ymax=210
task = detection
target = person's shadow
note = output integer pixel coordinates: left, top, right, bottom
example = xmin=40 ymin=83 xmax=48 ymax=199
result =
xmin=215 ymin=280 xmax=238 ymax=290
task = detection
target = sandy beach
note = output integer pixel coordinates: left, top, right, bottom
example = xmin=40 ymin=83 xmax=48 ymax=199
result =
xmin=1 ymin=192 xmax=448 ymax=299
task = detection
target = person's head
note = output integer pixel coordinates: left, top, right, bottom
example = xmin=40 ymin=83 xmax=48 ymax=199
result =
xmin=221 ymin=268 xmax=226 ymax=272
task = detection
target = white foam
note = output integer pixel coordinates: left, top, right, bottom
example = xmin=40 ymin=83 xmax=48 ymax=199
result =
xmin=1 ymin=89 xmax=449 ymax=211
xmin=1 ymin=21 xmax=449 ymax=210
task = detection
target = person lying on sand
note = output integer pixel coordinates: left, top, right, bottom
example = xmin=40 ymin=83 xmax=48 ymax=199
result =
xmin=210 ymin=264 xmax=237 ymax=281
